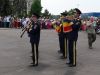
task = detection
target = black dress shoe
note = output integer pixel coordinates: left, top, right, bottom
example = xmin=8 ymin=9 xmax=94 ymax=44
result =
xmin=29 ymin=63 xmax=37 ymax=67
xmin=35 ymin=63 xmax=38 ymax=66
xmin=29 ymin=64 xmax=36 ymax=67
xmin=68 ymin=64 xmax=76 ymax=67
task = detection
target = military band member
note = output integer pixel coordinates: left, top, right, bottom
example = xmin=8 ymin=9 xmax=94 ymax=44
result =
xmin=52 ymin=19 xmax=63 ymax=54
xmin=53 ymin=19 xmax=63 ymax=54
xmin=61 ymin=13 xmax=73 ymax=59
xmin=53 ymin=13 xmax=73 ymax=59
xmin=27 ymin=13 xmax=41 ymax=66
xmin=68 ymin=8 xmax=82 ymax=67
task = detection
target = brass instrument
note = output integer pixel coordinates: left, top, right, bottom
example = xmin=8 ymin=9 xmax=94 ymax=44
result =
xmin=20 ymin=21 xmax=32 ymax=38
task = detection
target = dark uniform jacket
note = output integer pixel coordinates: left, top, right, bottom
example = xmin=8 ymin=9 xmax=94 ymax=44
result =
xmin=28 ymin=21 xmax=41 ymax=44
xmin=70 ymin=18 xmax=81 ymax=41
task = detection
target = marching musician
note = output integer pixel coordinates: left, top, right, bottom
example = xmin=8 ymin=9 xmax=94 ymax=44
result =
xmin=67 ymin=8 xmax=82 ymax=67
xmin=52 ymin=13 xmax=73 ymax=59
xmin=61 ymin=12 xmax=73 ymax=59
xmin=27 ymin=13 xmax=41 ymax=67
xmin=52 ymin=19 xmax=64 ymax=56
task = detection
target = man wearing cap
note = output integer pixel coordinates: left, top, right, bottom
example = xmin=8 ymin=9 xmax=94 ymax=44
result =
xmin=27 ymin=13 xmax=41 ymax=66
xmin=67 ymin=8 xmax=82 ymax=67
xmin=60 ymin=12 xmax=73 ymax=59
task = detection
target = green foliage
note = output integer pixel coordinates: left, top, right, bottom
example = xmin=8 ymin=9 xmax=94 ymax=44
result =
xmin=0 ymin=0 xmax=12 ymax=16
xmin=63 ymin=10 xmax=68 ymax=14
xmin=13 ymin=0 xmax=27 ymax=17
xmin=42 ymin=9 xmax=51 ymax=18
xmin=68 ymin=9 xmax=75 ymax=16
xmin=30 ymin=0 xmax=42 ymax=16
xmin=0 ymin=0 xmax=27 ymax=17
xmin=60 ymin=9 xmax=75 ymax=16
xmin=60 ymin=10 xmax=68 ymax=16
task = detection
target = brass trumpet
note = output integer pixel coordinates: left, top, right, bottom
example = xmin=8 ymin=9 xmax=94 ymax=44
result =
xmin=20 ymin=21 xmax=32 ymax=38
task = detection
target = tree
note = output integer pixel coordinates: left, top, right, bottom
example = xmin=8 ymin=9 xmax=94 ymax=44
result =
xmin=0 ymin=0 xmax=27 ymax=17
xmin=42 ymin=9 xmax=51 ymax=18
xmin=60 ymin=10 xmax=68 ymax=16
xmin=30 ymin=0 xmax=42 ymax=16
xmin=0 ymin=0 xmax=12 ymax=16
xmin=13 ymin=0 xmax=27 ymax=17
xmin=60 ymin=9 xmax=75 ymax=16
xmin=68 ymin=9 xmax=75 ymax=16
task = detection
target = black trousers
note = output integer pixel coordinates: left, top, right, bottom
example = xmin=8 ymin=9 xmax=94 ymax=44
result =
xmin=68 ymin=40 xmax=77 ymax=65
xmin=31 ymin=43 xmax=39 ymax=65
xmin=58 ymin=33 xmax=64 ymax=53
xmin=62 ymin=34 xmax=69 ymax=58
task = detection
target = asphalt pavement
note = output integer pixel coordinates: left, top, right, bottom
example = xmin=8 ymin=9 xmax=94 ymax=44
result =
xmin=0 ymin=28 xmax=100 ymax=75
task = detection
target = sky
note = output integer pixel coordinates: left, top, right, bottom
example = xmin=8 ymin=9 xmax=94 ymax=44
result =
xmin=41 ymin=0 xmax=100 ymax=15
